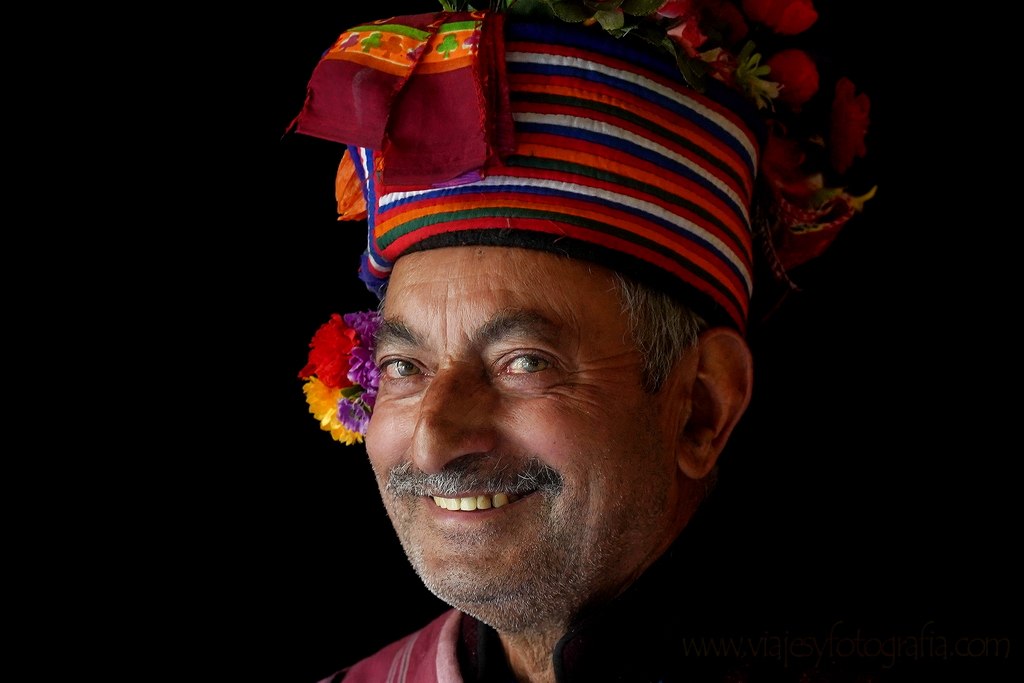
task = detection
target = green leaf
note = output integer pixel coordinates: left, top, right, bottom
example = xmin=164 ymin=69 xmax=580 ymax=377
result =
xmin=594 ymin=9 xmax=625 ymax=30
xmin=621 ymin=0 xmax=665 ymax=16
xmin=550 ymin=1 xmax=593 ymax=22
xmin=666 ymin=40 xmax=707 ymax=92
xmin=340 ymin=386 xmax=364 ymax=400
xmin=587 ymin=0 xmax=624 ymax=11
xmin=507 ymin=0 xmax=559 ymax=19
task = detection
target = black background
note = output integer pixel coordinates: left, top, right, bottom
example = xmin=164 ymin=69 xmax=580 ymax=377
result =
xmin=203 ymin=2 xmax=1020 ymax=681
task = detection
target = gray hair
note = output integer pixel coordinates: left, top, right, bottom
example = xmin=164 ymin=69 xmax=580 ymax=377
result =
xmin=612 ymin=273 xmax=707 ymax=393
xmin=613 ymin=273 xmax=720 ymax=501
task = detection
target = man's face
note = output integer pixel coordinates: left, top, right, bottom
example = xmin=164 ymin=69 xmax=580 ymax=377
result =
xmin=366 ymin=247 xmax=697 ymax=633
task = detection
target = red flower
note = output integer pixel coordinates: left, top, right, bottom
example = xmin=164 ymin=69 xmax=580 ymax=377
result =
xmin=761 ymin=130 xmax=815 ymax=200
xmin=658 ymin=1 xmax=706 ymax=56
xmin=660 ymin=0 xmax=747 ymax=54
xmin=666 ymin=17 xmax=709 ymax=57
xmin=656 ymin=0 xmax=696 ymax=19
xmin=829 ymin=77 xmax=870 ymax=174
xmin=298 ymin=313 xmax=357 ymax=389
xmin=772 ymin=199 xmax=850 ymax=271
xmin=765 ymin=48 xmax=818 ymax=108
xmin=703 ymin=0 xmax=748 ymax=44
xmin=741 ymin=0 xmax=818 ymax=35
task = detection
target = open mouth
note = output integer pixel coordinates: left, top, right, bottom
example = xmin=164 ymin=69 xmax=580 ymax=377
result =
xmin=431 ymin=493 xmax=524 ymax=511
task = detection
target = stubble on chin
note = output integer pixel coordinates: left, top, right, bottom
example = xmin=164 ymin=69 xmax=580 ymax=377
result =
xmin=388 ymin=489 xmax=612 ymax=634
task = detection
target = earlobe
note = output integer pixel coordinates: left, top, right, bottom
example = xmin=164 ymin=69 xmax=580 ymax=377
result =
xmin=675 ymin=327 xmax=754 ymax=480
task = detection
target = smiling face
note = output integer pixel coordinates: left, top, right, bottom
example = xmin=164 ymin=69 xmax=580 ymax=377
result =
xmin=365 ymin=246 xmax=702 ymax=634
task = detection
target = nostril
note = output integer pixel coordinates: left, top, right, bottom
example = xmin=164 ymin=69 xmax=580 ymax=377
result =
xmin=410 ymin=372 xmax=499 ymax=474
xmin=410 ymin=412 xmax=497 ymax=474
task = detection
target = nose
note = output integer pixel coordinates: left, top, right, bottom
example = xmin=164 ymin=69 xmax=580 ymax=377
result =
xmin=411 ymin=362 xmax=499 ymax=474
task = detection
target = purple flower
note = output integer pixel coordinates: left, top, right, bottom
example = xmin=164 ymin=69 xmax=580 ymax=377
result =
xmin=336 ymin=309 xmax=382 ymax=432
xmin=343 ymin=310 xmax=381 ymax=398
xmin=343 ymin=310 xmax=381 ymax=346
xmin=337 ymin=394 xmax=372 ymax=435
xmin=348 ymin=346 xmax=380 ymax=397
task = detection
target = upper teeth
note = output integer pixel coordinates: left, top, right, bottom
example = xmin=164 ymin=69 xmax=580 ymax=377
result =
xmin=433 ymin=493 xmax=514 ymax=510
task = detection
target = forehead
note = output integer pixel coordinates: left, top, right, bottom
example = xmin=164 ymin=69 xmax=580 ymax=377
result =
xmin=382 ymin=246 xmax=624 ymax=336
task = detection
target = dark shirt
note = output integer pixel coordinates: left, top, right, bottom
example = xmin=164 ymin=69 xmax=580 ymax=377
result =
xmin=456 ymin=534 xmax=887 ymax=682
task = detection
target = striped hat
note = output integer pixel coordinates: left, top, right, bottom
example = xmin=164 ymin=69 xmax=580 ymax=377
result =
xmin=290 ymin=8 xmax=867 ymax=332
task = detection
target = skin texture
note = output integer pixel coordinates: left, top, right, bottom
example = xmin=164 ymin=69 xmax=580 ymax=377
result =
xmin=365 ymin=246 xmax=753 ymax=682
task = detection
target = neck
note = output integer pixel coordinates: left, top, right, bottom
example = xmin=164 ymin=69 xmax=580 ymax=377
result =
xmin=498 ymin=625 xmax=563 ymax=683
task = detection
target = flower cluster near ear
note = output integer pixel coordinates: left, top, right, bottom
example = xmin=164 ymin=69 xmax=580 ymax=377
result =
xmin=450 ymin=0 xmax=876 ymax=285
xmin=298 ymin=311 xmax=382 ymax=445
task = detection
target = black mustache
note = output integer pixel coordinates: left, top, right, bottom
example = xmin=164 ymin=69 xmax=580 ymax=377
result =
xmin=385 ymin=455 xmax=563 ymax=498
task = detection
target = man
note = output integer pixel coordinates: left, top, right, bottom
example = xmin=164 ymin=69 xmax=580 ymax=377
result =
xmin=359 ymin=246 xmax=752 ymax=681
xmin=289 ymin=1 xmax=873 ymax=680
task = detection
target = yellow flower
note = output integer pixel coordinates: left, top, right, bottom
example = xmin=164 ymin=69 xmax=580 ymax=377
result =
xmin=303 ymin=377 xmax=364 ymax=445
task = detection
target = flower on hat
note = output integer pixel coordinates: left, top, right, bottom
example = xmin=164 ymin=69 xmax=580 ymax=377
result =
xmin=299 ymin=310 xmax=382 ymax=444
xmin=499 ymin=0 xmax=876 ymax=301
xmin=300 ymin=1 xmax=879 ymax=447
xmin=829 ymin=76 xmax=871 ymax=174
xmin=741 ymin=0 xmax=817 ymax=35
xmin=764 ymin=48 xmax=818 ymax=108
xmin=429 ymin=3 xmax=873 ymax=171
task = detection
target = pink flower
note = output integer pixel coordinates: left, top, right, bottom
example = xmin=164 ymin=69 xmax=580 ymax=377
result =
xmin=765 ymin=48 xmax=819 ymax=107
xmin=741 ymin=0 xmax=818 ymax=35
xmin=829 ymin=77 xmax=870 ymax=174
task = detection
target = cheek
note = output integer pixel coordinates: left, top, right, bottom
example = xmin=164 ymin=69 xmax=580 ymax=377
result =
xmin=364 ymin=401 xmax=414 ymax=473
xmin=503 ymin=398 xmax=629 ymax=495
xmin=514 ymin=394 xmax=669 ymax=488
xmin=503 ymin=400 xmax=585 ymax=463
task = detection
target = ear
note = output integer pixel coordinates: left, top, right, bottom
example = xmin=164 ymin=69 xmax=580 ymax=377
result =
xmin=674 ymin=327 xmax=753 ymax=480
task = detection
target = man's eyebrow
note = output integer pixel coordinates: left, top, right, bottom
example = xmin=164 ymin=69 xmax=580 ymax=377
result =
xmin=473 ymin=310 xmax=562 ymax=347
xmin=374 ymin=310 xmax=564 ymax=356
xmin=374 ymin=319 xmax=419 ymax=352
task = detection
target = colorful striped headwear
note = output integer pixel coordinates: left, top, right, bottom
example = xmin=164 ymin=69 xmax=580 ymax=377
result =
xmin=290 ymin=2 xmax=874 ymax=334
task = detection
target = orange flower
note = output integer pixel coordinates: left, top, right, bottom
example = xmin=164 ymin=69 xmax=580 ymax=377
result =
xmin=829 ymin=77 xmax=870 ymax=174
xmin=302 ymin=377 xmax=365 ymax=445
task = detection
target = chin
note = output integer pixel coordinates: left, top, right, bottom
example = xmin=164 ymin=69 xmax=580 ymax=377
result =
xmin=412 ymin=550 xmax=590 ymax=634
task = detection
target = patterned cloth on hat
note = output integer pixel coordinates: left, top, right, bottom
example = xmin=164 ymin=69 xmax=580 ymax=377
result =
xmin=292 ymin=10 xmax=762 ymax=331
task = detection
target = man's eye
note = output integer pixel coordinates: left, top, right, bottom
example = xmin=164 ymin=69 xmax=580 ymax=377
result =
xmin=383 ymin=359 xmax=420 ymax=379
xmin=506 ymin=355 xmax=550 ymax=374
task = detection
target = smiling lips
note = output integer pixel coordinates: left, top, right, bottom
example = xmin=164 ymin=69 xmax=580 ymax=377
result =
xmin=431 ymin=493 xmax=522 ymax=511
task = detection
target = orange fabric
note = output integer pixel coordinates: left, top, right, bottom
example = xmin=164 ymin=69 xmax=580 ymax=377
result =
xmin=336 ymin=154 xmax=368 ymax=221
